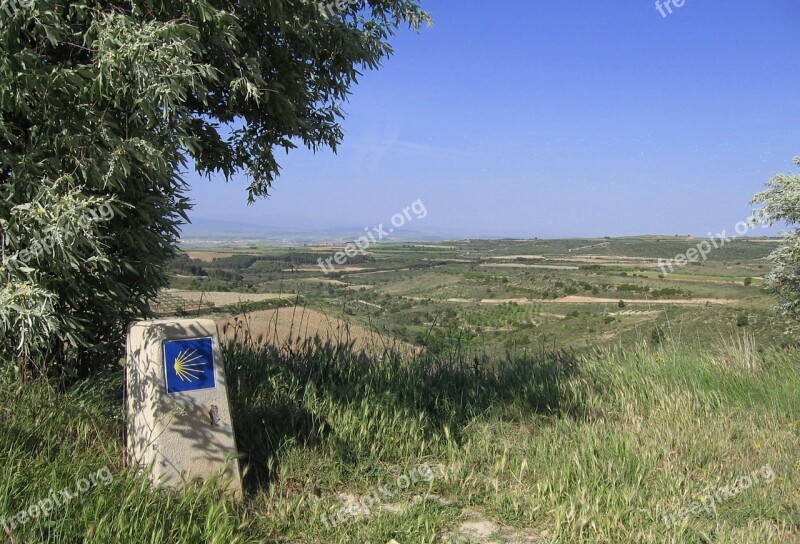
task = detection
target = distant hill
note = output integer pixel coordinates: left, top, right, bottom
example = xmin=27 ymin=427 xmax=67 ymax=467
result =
xmin=179 ymin=217 xmax=448 ymax=245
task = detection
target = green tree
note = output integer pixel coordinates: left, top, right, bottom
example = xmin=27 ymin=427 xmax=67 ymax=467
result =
xmin=0 ymin=0 xmax=430 ymax=376
xmin=751 ymin=157 xmax=800 ymax=319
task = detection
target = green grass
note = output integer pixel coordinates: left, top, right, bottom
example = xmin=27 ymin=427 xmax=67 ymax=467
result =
xmin=1 ymin=332 xmax=798 ymax=543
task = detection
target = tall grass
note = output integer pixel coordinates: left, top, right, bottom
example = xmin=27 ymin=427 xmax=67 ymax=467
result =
xmin=0 ymin=329 xmax=797 ymax=543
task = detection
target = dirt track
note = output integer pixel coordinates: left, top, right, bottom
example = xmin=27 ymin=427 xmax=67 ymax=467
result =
xmin=167 ymin=290 xmax=294 ymax=306
xmin=444 ymin=296 xmax=736 ymax=306
xmin=554 ymin=295 xmax=736 ymax=305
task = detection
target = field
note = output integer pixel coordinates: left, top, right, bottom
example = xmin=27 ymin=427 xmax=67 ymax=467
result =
xmin=2 ymin=236 xmax=797 ymax=543
xmin=166 ymin=236 xmax=796 ymax=356
xmin=215 ymin=306 xmax=420 ymax=357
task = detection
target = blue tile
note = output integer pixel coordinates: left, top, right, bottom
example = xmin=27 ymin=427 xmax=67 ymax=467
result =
xmin=163 ymin=337 xmax=216 ymax=394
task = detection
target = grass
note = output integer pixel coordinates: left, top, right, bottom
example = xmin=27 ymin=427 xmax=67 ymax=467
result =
xmin=0 ymin=332 xmax=798 ymax=543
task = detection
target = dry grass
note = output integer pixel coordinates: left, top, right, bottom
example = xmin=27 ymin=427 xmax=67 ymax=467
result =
xmin=290 ymin=266 xmax=374 ymax=273
xmin=184 ymin=251 xmax=248 ymax=262
xmin=710 ymin=329 xmax=761 ymax=370
xmin=166 ymin=289 xmax=294 ymax=307
xmin=215 ymin=306 xmax=419 ymax=357
xmin=555 ymin=295 xmax=736 ymax=305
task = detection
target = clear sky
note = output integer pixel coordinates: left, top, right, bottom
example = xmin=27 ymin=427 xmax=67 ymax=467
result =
xmin=185 ymin=0 xmax=800 ymax=239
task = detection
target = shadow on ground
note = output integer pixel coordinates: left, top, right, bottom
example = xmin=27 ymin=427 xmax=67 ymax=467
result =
xmin=223 ymin=335 xmax=583 ymax=494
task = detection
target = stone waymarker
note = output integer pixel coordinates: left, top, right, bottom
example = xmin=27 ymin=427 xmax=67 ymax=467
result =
xmin=126 ymin=318 xmax=242 ymax=496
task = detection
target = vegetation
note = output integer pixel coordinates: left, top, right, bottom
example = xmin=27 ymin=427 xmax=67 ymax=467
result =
xmin=1 ymin=3 xmax=795 ymax=543
xmin=1 ymin=236 xmax=796 ymax=542
xmin=751 ymin=156 xmax=800 ymax=318
xmin=0 ymin=0 xmax=430 ymax=376
xmin=167 ymin=236 xmax=795 ymax=355
xmin=1 ymin=331 xmax=797 ymax=543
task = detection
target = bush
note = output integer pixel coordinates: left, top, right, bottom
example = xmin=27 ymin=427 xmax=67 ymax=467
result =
xmin=736 ymin=314 xmax=750 ymax=327
xmin=651 ymin=325 xmax=666 ymax=345
xmin=751 ymin=156 xmax=800 ymax=318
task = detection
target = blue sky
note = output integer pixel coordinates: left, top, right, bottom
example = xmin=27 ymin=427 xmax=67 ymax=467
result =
xmin=185 ymin=0 xmax=800 ymax=239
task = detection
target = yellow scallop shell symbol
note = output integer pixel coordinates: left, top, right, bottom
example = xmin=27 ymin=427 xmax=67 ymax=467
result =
xmin=173 ymin=349 xmax=206 ymax=382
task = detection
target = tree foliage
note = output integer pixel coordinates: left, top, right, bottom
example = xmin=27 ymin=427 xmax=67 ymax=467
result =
xmin=0 ymin=0 xmax=430 ymax=375
xmin=751 ymin=157 xmax=800 ymax=319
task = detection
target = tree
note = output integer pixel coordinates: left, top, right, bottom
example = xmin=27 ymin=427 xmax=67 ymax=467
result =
xmin=751 ymin=157 xmax=800 ymax=319
xmin=0 ymin=0 xmax=430 ymax=376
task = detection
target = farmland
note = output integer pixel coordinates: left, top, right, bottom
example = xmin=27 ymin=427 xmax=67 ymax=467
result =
xmin=3 ymin=236 xmax=798 ymax=544
xmin=164 ymin=236 xmax=795 ymax=356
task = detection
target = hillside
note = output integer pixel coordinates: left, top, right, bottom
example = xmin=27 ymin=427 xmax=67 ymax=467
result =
xmin=1 ymin=336 xmax=797 ymax=543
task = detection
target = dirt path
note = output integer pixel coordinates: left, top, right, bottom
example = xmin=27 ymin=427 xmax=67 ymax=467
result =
xmin=166 ymin=290 xmax=294 ymax=306
xmin=298 ymin=278 xmax=349 ymax=286
xmin=291 ymin=266 xmax=374 ymax=273
xmin=443 ymin=296 xmax=736 ymax=306
xmin=568 ymin=242 xmax=610 ymax=252
xmin=480 ymin=263 xmax=579 ymax=270
xmin=555 ymin=295 xmax=736 ymax=305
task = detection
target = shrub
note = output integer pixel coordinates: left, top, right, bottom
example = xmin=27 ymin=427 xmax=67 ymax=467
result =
xmin=736 ymin=314 xmax=750 ymax=327
xmin=651 ymin=325 xmax=666 ymax=345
